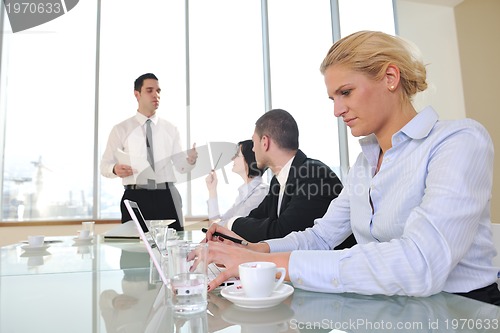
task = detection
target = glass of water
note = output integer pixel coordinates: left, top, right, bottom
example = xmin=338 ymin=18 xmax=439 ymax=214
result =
xmin=149 ymin=220 xmax=172 ymax=255
xmin=167 ymin=242 xmax=208 ymax=314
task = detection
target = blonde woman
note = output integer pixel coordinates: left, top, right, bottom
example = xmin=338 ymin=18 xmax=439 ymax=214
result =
xmin=205 ymin=31 xmax=500 ymax=305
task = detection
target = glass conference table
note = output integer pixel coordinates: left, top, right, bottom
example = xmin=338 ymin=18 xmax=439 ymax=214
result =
xmin=1 ymin=231 xmax=499 ymax=333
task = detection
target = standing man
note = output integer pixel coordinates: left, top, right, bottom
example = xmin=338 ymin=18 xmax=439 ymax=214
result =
xmin=225 ymin=108 xmax=356 ymax=248
xmin=100 ymin=73 xmax=197 ymax=230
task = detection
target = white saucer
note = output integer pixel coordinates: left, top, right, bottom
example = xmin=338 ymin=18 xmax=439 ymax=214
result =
xmin=21 ymin=244 xmax=50 ymax=252
xmin=73 ymin=237 xmax=93 ymax=244
xmin=221 ymin=284 xmax=294 ymax=309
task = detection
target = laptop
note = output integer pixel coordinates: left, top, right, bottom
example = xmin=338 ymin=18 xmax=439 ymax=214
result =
xmin=124 ymin=199 xmax=237 ymax=288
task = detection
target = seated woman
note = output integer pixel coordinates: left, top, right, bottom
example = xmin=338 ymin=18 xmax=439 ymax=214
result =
xmin=204 ymin=31 xmax=500 ymax=305
xmin=205 ymin=140 xmax=268 ymax=226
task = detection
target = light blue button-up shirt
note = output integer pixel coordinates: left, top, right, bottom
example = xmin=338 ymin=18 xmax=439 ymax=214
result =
xmin=267 ymin=106 xmax=498 ymax=296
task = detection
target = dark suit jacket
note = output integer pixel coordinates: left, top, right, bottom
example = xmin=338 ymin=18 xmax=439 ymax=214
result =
xmin=232 ymin=150 xmax=356 ymax=249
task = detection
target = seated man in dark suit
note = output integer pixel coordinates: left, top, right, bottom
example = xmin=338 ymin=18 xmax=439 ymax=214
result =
xmin=224 ymin=109 xmax=356 ymax=249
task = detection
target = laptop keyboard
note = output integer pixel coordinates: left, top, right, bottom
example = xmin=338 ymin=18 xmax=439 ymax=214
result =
xmin=208 ymin=263 xmax=224 ymax=281
xmin=208 ymin=263 xmax=238 ymax=287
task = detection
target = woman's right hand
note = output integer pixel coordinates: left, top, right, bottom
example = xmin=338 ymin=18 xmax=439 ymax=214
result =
xmin=205 ymin=170 xmax=218 ymax=195
xmin=202 ymin=223 xmax=270 ymax=253
xmin=203 ymin=223 xmax=241 ymax=244
xmin=207 ymin=241 xmax=263 ymax=291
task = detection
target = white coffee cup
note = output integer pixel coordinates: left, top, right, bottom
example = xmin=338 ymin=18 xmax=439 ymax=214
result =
xmin=81 ymin=221 xmax=95 ymax=238
xmin=28 ymin=235 xmax=45 ymax=248
xmin=239 ymin=262 xmax=286 ymax=298
xmin=78 ymin=229 xmax=90 ymax=239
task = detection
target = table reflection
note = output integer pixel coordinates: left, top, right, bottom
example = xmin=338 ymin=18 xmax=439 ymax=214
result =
xmin=222 ymin=303 xmax=295 ymax=333
xmin=99 ymin=249 xmax=162 ymax=333
xmin=289 ymin=289 xmax=500 ymax=332
xmin=100 ymin=279 xmax=500 ymax=333
xmin=3 ymin=235 xmax=497 ymax=333
xmin=20 ymin=250 xmax=51 ymax=267
xmin=95 ymin=245 xmax=500 ymax=333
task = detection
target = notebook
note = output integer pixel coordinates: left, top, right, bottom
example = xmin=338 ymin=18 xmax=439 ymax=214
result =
xmin=124 ymin=199 xmax=237 ymax=287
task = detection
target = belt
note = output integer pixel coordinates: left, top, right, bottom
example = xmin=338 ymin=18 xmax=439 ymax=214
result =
xmin=124 ymin=182 xmax=172 ymax=190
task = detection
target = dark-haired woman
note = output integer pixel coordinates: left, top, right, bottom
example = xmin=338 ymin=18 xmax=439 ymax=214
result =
xmin=205 ymin=140 xmax=268 ymax=226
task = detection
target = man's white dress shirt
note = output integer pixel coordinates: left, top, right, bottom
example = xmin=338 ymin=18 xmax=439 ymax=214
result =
xmin=100 ymin=112 xmax=194 ymax=185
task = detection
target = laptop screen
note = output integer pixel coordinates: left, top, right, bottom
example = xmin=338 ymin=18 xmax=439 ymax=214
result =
xmin=124 ymin=199 xmax=168 ymax=284
xmin=132 ymin=205 xmax=150 ymax=234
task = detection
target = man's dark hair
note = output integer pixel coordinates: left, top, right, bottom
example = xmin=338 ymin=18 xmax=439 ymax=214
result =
xmin=238 ymin=140 xmax=266 ymax=178
xmin=255 ymin=109 xmax=299 ymax=151
xmin=134 ymin=73 xmax=158 ymax=92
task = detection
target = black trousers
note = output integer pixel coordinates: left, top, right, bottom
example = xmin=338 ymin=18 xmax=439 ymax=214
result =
xmin=455 ymin=282 xmax=500 ymax=306
xmin=120 ymin=186 xmax=183 ymax=231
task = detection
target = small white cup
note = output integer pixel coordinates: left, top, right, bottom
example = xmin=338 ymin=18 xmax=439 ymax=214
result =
xmin=78 ymin=229 xmax=90 ymax=239
xmin=28 ymin=235 xmax=45 ymax=248
xmin=239 ymin=262 xmax=286 ymax=298
xmin=81 ymin=221 xmax=95 ymax=238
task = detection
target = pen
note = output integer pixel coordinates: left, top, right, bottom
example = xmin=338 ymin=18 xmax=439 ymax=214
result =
xmin=202 ymin=228 xmax=249 ymax=246
xmin=213 ymin=153 xmax=223 ymax=170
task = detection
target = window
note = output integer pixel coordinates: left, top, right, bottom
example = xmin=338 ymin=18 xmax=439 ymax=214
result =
xmin=0 ymin=0 xmax=395 ymax=222
xmin=1 ymin=0 xmax=97 ymax=220
xmin=268 ymin=0 xmax=339 ymax=168
xmin=188 ymin=0 xmax=264 ymax=216
xmin=98 ymin=0 xmax=187 ymax=218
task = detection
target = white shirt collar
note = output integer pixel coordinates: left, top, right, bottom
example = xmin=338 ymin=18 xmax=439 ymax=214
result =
xmin=135 ymin=112 xmax=158 ymax=126
xmin=276 ymin=156 xmax=295 ymax=186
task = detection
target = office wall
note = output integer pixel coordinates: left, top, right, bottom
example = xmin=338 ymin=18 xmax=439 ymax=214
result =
xmin=397 ymin=1 xmax=466 ymax=120
xmin=397 ymin=0 xmax=500 ymax=222
xmin=455 ymin=0 xmax=500 ymax=224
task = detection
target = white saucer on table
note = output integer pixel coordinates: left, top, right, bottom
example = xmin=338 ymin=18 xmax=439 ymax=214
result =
xmin=221 ymin=284 xmax=294 ymax=309
xmin=21 ymin=244 xmax=50 ymax=252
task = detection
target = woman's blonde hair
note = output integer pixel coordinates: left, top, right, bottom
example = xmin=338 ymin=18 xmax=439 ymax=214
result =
xmin=320 ymin=31 xmax=428 ymax=103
